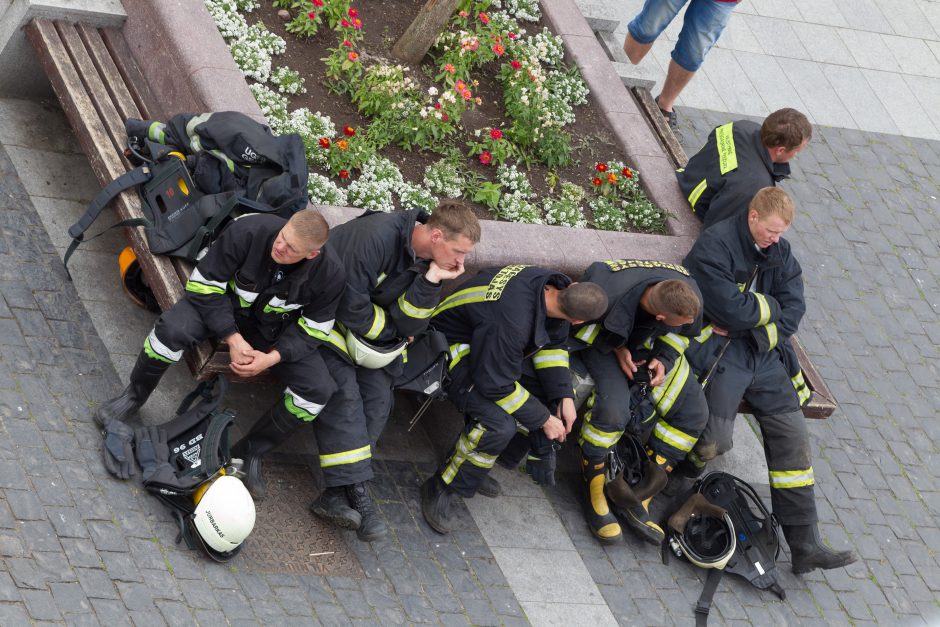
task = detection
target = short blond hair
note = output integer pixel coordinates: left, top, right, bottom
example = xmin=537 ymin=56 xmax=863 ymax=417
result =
xmin=648 ymin=280 xmax=700 ymax=319
xmin=749 ymin=187 xmax=795 ymax=225
xmin=287 ymin=209 xmax=329 ymax=250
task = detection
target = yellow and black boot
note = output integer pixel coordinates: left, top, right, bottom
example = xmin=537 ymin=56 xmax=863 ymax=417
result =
xmin=606 ymin=454 xmax=669 ymax=546
xmin=581 ymin=456 xmax=622 ymax=544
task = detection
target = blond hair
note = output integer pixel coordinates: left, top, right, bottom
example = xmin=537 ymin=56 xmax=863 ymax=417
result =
xmin=749 ymin=187 xmax=795 ymax=225
xmin=287 ymin=209 xmax=330 ymax=250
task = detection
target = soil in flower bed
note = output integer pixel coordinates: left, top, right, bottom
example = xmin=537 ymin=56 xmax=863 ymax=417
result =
xmin=252 ymin=0 xmax=632 ymax=223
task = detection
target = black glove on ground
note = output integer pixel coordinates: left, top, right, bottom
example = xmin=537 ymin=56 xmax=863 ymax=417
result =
xmin=103 ymin=419 xmax=136 ymax=480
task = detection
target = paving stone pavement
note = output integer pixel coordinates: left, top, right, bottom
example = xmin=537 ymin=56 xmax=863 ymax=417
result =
xmin=2 ymin=98 xmax=940 ymax=625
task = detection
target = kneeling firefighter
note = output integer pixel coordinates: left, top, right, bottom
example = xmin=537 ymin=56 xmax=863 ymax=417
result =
xmin=568 ymin=260 xmax=709 ymax=544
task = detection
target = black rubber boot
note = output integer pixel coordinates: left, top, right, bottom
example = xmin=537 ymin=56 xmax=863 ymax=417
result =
xmin=94 ymin=351 xmax=170 ymax=427
xmin=581 ymin=456 xmax=622 ymax=544
xmin=230 ymin=402 xmax=300 ymax=501
xmin=421 ymin=475 xmax=454 ymax=535
xmin=346 ymin=482 xmax=388 ymax=542
xmin=607 ymin=461 xmax=668 ymax=546
xmin=477 ymin=475 xmax=501 ymax=498
xmin=310 ymin=487 xmax=362 ymax=530
xmin=784 ymin=524 xmax=858 ymax=574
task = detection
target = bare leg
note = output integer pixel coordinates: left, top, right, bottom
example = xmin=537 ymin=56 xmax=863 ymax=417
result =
xmin=656 ymin=59 xmax=695 ymax=112
xmin=623 ymin=32 xmax=654 ymax=65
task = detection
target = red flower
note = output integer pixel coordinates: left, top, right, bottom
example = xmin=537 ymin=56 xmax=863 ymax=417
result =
xmin=347 ymin=51 xmax=359 ymax=61
xmin=343 ymin=126 xmax=356 ymax=137
xmin=508 ymin=32 xmax=517 ymax=40
xmin=312 ymin=0 xmax=323 ymax=5
xmin=307 ymin=11 xmax=316 ymax=19
xmin=479 ymin=151 xmax=493 ymax=165
xmin=490 ymin=128 xmax=502 ymax=140
xmin=341 ymin=18 xmax=350 ymax=27
xmin=342 ymin=39 xmax=353 ymax=47
xmin=592 ymin=177 xmax=602 ymax=186
xmin=319 ymin=137 xmax=330 ymax=149
xmin=510 ymin=60 xmax=522 ymax=70
xmin=596 ymin=163 xmax=608 ymax=173
xmin=479 ymin=12 xmax=489 ymax=24
xmin=441 ymin=113 xmax=449 ymax=122
xmin=434 ymin=102 xmax=442 ymax=110
xmin=492 ymin=43 xmax=505 ymax=56
xmin=348 ymin=8 xmax=358 ymax=17
xmin=353 ymin=18 xmax=362 ymax=29
xmin=339 ymin=169 xmax=350 ymax=179
xmin=622 ymin=167 xmax=633 ymax=178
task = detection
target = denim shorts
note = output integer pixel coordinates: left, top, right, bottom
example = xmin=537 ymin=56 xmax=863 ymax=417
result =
xmin=628 ymin=0 xmax=738 ymax=72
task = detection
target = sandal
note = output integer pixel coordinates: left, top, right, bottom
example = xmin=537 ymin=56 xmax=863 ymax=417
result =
xmin=655 ymin=96 xmax=678 ymax=131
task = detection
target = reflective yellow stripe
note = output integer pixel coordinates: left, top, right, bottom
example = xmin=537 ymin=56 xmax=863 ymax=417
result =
xmin=715 ymin=122 xmax=738 ymax=175
xmin=323 ymin=328 xmax=350 ymax=357
xmin=792 ymin=370 xmax=810 ymax=404
xmin=442 ymin=425 xmax=496 ymax=484
xmin=364 ymin=304 xmax=386 ymax=340
xmin=579 ymin=416 xmax=622 ymax=449
xmin=434 ymin=286 xmax=487 ymax=315
xmin=320 ymin=445 xmax=371 ymax=468
xmin=496 ymin=382 xmax=530 ymax=415
xmin=658 ymin=332 xmax=690 ymax=354
xmin=299 ymin=317 xmax=334 ymax=343
xmin=263 ymin=296 xmax=302 ymax=314
xmin=143 ymin=330 xmax=182 ymax=364
xmin=375 ymin=272 xmax=387 ymax=286
xmin=448 ymin=343 xmax=470 ymax=370
xmin=533 ymin=349 xmax=569 ymax=370
xmin=764 ymin=322 xmax=778 ymax=350
xmin=687 ymin=178 xmax=708 ymax=208
xmin=754 ymin=293 xmax=771 ymax=326
xmin=652 ymin=420 xmax=696 ymax=453
xmin=574 ymin=323 xmax=600 ymax=345
xmin=148 ymin=121 xmax=166 ymax=143
xmin=769 ymin=467 xmax=814 ymax=489
xmin=284 ymin=387 xmax=324 ymax=422
xmin=398 ymin=293 xmax=434 ymax=319
xmin=694 ymin=325 xmax=713 ymax=344
xmin=650 ymin=355 xmax=690 ymax=417
xmin=185 ymin=268 xmax=226 ymax=295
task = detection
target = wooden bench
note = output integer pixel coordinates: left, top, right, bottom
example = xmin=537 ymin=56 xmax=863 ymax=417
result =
xmin=26 ymin=18 xmax=234 ymax=380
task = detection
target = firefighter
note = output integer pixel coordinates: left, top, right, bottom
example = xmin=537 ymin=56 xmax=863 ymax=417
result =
xmin=677 ymin=108 xmax=811 ymax=228
xmin=420 ymin=265 xmax=609 ymax=534
xmin=682 ymin=187 xmax=857 ymax=574
xmin=309 ymin=201 xmax=481 ymax=542
xmin=95 ymin=210 xmax=347 ymax=499
xmin=569 ymin=260 xmax=709 ymax=545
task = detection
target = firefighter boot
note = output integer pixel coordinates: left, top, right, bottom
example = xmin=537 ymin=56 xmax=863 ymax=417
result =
xmin=310 ymin=487 xmax=362 ymax=530
xmin=784 ymin=523 xmax=858 ymax=574
xmin=608 ymin=460 xmax=668 ymax=545
xmin=94 ymin=351 xmax=170 ymax=427
xmin=477 ymin=475 xmax=502 ymax=498
xmin=421 ymin=475 xmax=454 ymax=535
xmin=231 ymin=402 xmax=300 ymax=501
xmin=346 ymin=482 xmax=388 ymax=542
xmin=581 ymin=456 xmax=622 ymax=544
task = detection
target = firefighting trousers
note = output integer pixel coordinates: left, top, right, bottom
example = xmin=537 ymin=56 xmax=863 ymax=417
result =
xmin=147 ymin=298 xmax=367 ymax=481
xmin=687 ymin=335 xmax=817 ymax=525
xmin=576 ymin=349 xmax=707 ymax=468
xmin=439 ymin=362 xmax=552 ymax=497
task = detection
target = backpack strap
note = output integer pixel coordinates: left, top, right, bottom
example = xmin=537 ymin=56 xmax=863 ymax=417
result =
xmin=64 ymin=165 xmax=154 ymax=276
xmin=694 ymin=568 xmax=724 ymax=627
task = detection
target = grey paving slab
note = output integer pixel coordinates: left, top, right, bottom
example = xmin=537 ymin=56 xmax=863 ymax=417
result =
xmin=882 ymin=34 xmax=940 ymax=78
xmin=792 ymin=0 xmax=849 ymax=28
xmin=822 ymin=65 xmax=902 ymax=135
xmin=835 ymin=0 xmax=894 ymax=35
xmin=742 ymin=14 xmax=812 ymax=61
xmin=837 ymin=29 xmax=902 ymax=74
xmin=791 ymin=22 xmax=857 ymax=66
xmin=734 ymin=51 xmax=811 ymax=115
xmin=521 ymin=601 xmax=618 ymax=627
xmin=691 ymin=47 xmax=768 ymax=117
xmin=882 ymin=2 xmax=939 ymax=41
xmin=861 ymin=69 xmax=940 ymax=140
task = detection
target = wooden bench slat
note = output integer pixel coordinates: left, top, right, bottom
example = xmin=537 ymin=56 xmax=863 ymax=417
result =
xmin=75 ymin=23 xmax=144 ymax=125
xmin=99 ymin=27 xmax=166 ymax=121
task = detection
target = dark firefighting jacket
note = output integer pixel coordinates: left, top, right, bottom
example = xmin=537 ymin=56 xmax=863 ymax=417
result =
xmin=432 ymin=265 xmax=574 ymax=431
xmin=182 ymin=213 xmax=345 ymax=363
xmin=676 ymin=120 xmax=790 ymax=228
xmin=324 ymin=209 xmax=442 ymax=356
xmin=569 ymin=260 xmax=703 ymax=373
xmin=682 ymin=211 xmax=805 ymax=359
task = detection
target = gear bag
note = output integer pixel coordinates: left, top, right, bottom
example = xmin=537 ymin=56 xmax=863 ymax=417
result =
xmin=661 ymin=471 xmax=785 ymax=625
xmin=393 ymin=329 xmax=451 ymax=431
xmin=64 ymin=111 xmax=309 ymax=275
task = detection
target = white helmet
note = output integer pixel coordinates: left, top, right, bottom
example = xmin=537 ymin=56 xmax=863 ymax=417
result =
xmin=191 ymin=475 xmax=256 ymax=560
xmin=345 ymin=329 xmax=408 ymax=369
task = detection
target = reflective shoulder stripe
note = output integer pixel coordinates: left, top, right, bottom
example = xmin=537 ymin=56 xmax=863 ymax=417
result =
xmin=495 ymin=382 xmax=531 ymax=415
xmin=448 ymin=343 xmax=470 ymax=370
xmin=658 ymin=332 xmax=690 ymax=354
xmin=299 ymin=317 xmax=335 ymax=342
xmin=364 ymin=304 xmax=386 ymax=340
xmin=715 ymin=122 xmax=738 ymax=175
xmin=320 ymin=444 xmax=371 ymax=468
xmin=765 ymin=322 xmax=778 ymax=350
xmin=694 ymin=325 xmax=714 ymax=344
xmin=687 ymin=178 xmax=708 ymax=208
xmin=769 ymin=467 xmax=814 ymax=489
xmin=398 ymin=293 xmax=435 ymax=319
xmin=574 ymin=323 xmax=600 ymax=345
xmin=185 ymin=268 xmax=226 ymax=295
xmin=143 ymin=329 xmax=183 ymax=364
xmin=148 ymin=121 xmax=166 ymax=143
xmin=754 ymin=293 xmax=771 ymax=326
xmin=533 ymin=348 xmax=569 ymax=370
xmin=434 ymin=286 xmax=487 ymax=315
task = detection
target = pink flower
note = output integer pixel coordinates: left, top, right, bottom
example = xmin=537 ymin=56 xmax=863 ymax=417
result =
xmin=342 ymin=39 xmax=353 ymax=47
xmin=444 ymin=63 xmax=456 ymax=74
xmin=479 ymin=151 xmax=493 ymax=165
xmin=490 ymin=128 xmax=502 ymax=140
xmin=455 ymin=80 xmax=466 ymax=91
xmin=508 ymin=32 xmax=517 ymax=40
xmin=347 ymin=51 xmax=359 ymax=61
xmin=353 ymin=18 xmax=362 ymax=29
xmin=462 ymin=89 xmax=472 ymax=100
xmin=348 ymin=8 xmax=358 ymax=17
xmin=479 ymin=12 xmax=489 ymax=24
xmin=492 ymin=43 xmax=505 ymax=56
xmin=341 ymin=18 xmax=350 ymax=27
xmin=458 ymin=10 xmax=469 ymax=17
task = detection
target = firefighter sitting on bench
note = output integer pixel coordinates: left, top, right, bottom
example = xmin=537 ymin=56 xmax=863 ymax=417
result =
xmin=569 ymin=260 xmax=708 ymax=545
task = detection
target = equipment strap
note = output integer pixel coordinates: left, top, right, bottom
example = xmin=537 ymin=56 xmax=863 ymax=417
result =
xmin=63 ymin=165 xmax=154 ymax=277
xmin=694 ymin=568 xmax=723 ymax=627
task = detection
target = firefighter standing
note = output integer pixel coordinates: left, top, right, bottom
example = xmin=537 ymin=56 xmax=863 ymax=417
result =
xmin=569 ymin=260 xmax=709 ymax=545
xmin=308 ymin=201 xmax=481 ymax=542
xmin=682 ymin=187 xmax=857 ymax=574
xmin=420 ymin=265 xmax=608 ymax=534
xmin=95 ymin=210 xmax=347 ymax=496
xmin=678 ymin=108 xmax=812 ymax=228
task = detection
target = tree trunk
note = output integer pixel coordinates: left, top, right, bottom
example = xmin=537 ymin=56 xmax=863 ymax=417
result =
xmin=391 ymin=0 xmax=462 ymax=65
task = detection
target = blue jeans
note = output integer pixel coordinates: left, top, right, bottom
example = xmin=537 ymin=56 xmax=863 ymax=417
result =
xmin=628 ymin=0 xmax=738 ymax=72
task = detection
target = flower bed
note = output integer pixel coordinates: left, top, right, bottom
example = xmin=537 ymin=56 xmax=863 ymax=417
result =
xmin=205 ymin=0 xmax=668 ymax=233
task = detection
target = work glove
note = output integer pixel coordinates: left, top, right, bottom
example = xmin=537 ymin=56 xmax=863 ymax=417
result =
xmin=135 ymin=427 xmax=201 ymax=491
xmin=102 ymin=419 xmax=136 ymax=480
xmin=525 ymin=431 xmax=560 ymax=486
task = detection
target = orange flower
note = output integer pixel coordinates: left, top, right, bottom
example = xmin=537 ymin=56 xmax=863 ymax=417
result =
xmin=337 ymin=139 xmax=349 ymax=151
xmin=622 ymin=167 xmax=633 ymax=178
xmin=607 ymin=173 xmax=617 ymax=184
xmin=444 ymin=63 xmax=456 ymax=74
